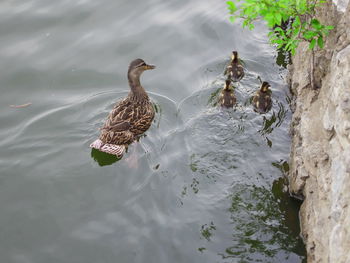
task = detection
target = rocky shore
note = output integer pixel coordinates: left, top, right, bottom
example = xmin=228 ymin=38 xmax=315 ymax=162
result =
xmin=287 ymin=1 xmax=350 ymax=262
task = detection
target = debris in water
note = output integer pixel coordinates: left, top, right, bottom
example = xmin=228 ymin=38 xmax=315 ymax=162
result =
xmin=10 ymin=103 xmax=32 ymax=108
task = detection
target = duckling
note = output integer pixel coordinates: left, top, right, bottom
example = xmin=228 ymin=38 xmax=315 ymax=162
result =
xmin=90 ymin=58 xmax=156 ymax=157
xmin=218 ymin=79 xmax=236 ymax=108
xmin=224 ymin=51 xmax=244 ymax=82
xmin=252 ymin=81 xmax=272 ymax=113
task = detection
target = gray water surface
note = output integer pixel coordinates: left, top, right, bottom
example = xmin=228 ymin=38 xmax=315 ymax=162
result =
xmin=0 ymin=0 xmax=305 ymax=262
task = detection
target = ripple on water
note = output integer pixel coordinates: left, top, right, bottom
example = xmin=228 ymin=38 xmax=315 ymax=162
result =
xmin=0 ymin=0 xmax=306 ymax=261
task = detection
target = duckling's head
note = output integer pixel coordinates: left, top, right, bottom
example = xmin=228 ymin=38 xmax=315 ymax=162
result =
xmin=260 ymin=81 xmax=271 ymax=93
xmin=231 ymin=51 xmax=238 ymax=62
xmin=128 ymin=58 xmax=155 ymax=78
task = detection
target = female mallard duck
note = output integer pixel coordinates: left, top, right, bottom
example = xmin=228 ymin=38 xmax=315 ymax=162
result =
xmin=90 ymin=58 xmax=155 ymax=157
xmin=218 ymin=79 xmax=236 ymax=108
xmin=224 ymin=51 xmax=244 ymax=82
xmin=252 ymin=81 xmax=272 ymax=113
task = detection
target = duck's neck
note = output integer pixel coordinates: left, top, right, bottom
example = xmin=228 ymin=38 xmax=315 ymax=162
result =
xmin=224 ymin=84 xmax=233 ymax=91
xmin=128 ymin=73 xmax=149 ymax=102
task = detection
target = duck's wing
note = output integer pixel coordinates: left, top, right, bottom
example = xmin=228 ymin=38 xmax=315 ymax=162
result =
xmin=99 ymin=98 xmax=135 ymax=145
xmin=224 ymin=65 xmax=232 ymax=76
xmin=232 ymin=64 xmax=244 ymax=81
xmin=130 ymin=102 xmax=155 ymax=135
xmin=252 ymin=91 xmax=272 ymax=113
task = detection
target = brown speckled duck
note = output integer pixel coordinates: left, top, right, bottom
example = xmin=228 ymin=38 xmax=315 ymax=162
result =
xmin=219 ymin=79 xmax=236 ymax=108
xmin=90 ymin=59 xmax=155 ymax=157
xmin=224 ymin=51 xmax=244 ymax=82
xmin=252 ymin=81 xmax=272 ymax=113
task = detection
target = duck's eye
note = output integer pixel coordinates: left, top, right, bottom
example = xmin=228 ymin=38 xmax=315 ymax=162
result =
xmin=135 ymin=62 xmax=146 ymax=68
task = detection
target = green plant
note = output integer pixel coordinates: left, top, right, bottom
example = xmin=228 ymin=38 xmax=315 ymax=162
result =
xmin=227 ymin=0 xmax=333 ymax=55
xmin=227 ymin=0 xmax=334 ymax=88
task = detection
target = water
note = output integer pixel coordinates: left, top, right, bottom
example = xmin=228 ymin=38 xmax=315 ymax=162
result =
xmin=0 ymin=0 xmax=305 ymax=262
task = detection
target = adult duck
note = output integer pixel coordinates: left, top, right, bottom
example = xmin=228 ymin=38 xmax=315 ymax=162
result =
xmin=90 ymin=58 xmax=155 ymax=157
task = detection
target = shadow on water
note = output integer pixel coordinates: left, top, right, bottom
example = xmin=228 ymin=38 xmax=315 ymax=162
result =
xmin=219 ymin=181 xmax=305 ymax=262
xmin=91 ymin=148 xmax=120 ymax=166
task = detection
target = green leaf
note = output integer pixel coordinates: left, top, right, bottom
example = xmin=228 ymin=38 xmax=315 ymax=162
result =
xmin=317 ymin=36 xmax=324 ymax=48
xmin=227 ymin=1 xmax=238 ymax=13
xmin=294 ymin=16 xmax=301 ymax=26
xmin=311 ymin=19 xmax=322 ymax=30
xmin=274 ymin=27 xmax=283 ymax=32
xmin=325 ymin=25 xmax=334 ymax=30
xmin=292 ymin=27 xmax=300 ymax=37
xmin=248 ymin=23 xmax=255 ymax=30
xmin=265 ymin=13 xmax=275 ymax=28
xmin=275 ymin=13 xmax=282 ymax=26
xmin=303 ymin=30 xmax=317 ymax=40
xmin=309 ymin=38 xmax=316 ymax=49
xmin=229 ymin=16 xmax=236 ymax=23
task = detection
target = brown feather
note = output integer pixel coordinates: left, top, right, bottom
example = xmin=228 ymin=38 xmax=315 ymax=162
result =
xmin=92 ymin=59 xmax=156 ymax=155
xmin=225 ymin=54 xmax=245 ymax=82
xmin=99 ymin=98 xmax=154 ymax=145
xmin=252 ymin=89 xmax=272 ymax=113
xmin=219 ymin=89 xmax=236 ymax=108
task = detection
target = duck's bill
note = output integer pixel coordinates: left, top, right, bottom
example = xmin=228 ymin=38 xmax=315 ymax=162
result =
xmin=145 ymin=64 xmax=156 ymax=70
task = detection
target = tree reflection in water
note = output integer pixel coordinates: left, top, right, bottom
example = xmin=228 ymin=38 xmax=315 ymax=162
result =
xmin=218 ymin=181 xmax=305 ymax=262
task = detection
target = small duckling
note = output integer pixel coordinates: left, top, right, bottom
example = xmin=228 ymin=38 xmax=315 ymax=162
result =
xmin=219 ymin=79 xmax=236 ymax=108
xmin=252 ymin=81 xmax=272 ymax=113
xmin=224 ymin=51 xmax=244 ymax=82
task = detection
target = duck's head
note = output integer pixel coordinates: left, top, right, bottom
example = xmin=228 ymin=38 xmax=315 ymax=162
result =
xmin=224 ymin=79 xmax=232 ymax=91
xmin=231 ymin=51 xmax=238 ymax=62
xmin=260 ymin=81 xmax=271 ymax=93
xmin=128 ymin=58 xmax=155 ymax=78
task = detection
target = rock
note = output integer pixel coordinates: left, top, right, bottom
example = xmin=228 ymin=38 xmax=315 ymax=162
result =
xmin=333 ymin=0 xmax=350 ymax=12
xmin=288 ymin=1 xmax=350 ymax=262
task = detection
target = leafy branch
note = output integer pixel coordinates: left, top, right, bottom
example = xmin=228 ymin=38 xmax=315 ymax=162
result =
xmin=227 ymin=0 xmax=333 ymax=55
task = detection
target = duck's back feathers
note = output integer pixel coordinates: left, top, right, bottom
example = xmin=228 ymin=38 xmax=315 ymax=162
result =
xmin=99 ymin=97 xmax=154 ymax=145
xmin=219 ymin=89 xmax=236 ymax=108
xmin=252 ymin=90 xmax=272 ymax=113
xmin=225 ymin=51 xmax=245 ymax=82
xmin=225 ymin=64 xmax=244 ymax=82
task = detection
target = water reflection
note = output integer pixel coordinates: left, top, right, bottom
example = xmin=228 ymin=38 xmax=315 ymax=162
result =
xmin=220 ymin=183 xmax=305 ymax=262
xmin=200 ymin=222 xmax=216 ymax=241
xmin=176 ymin=57 xmax=304 ymax=261
xmin=0 ymin=0 xmax=305 ymax=261
xmin=91 ymin=148 xmax=120 ymax=166
xmin=258 ymin=101 xmax=288 ymax=149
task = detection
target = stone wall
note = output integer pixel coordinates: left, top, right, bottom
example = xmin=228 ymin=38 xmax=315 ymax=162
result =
xmin=287 ymin=1 xmax=350 ymax=262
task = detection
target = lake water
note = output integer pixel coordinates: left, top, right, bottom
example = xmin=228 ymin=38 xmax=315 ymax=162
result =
xmin=0 ymin=0 xmax=306 ymax=262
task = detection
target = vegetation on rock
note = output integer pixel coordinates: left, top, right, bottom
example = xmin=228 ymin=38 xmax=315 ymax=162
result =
xmin=227 ymin=0 xmax=333 ymax=55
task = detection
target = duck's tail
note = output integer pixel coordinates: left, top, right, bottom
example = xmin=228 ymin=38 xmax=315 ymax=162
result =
xmin=90 ymin=139 xmax=126 ymax=157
